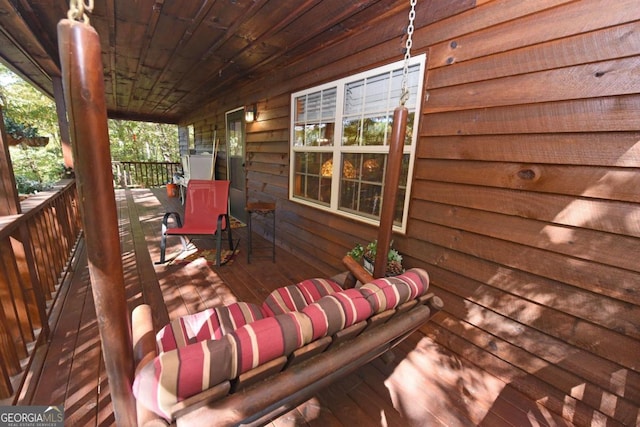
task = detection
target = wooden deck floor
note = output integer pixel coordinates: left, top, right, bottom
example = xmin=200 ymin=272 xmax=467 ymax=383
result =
xmin=16 ymin=187 xmax=554 ymax=426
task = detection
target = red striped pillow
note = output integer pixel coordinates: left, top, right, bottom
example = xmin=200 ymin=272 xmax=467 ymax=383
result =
xmin=262 ymin=278 xmax=343 ymax=316
xmin=359 ymin=268 xmax=430 ymax=313
xmin=133 ymin=337 xmax=235 ymax=421
xmin=301 ymin=289 xmax=373 ymax=341
xmin=156 ymin=302 xmax=264 ymax=352
xmin=227 ymin=311 xmax=312 ymax=377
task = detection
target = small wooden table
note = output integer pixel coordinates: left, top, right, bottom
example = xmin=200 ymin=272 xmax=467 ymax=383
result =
xmin=246 ymin=202 xmax=276 ymax=263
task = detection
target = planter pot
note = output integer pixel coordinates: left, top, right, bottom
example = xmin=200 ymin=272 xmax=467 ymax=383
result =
xmin=363 ymin=257 xmax=404 ymax=277
xmin=166 ymin=183 xmax=178 ymax=197
xmin=5 ymin=135 xmax=49 ymax=147
xmin=6 ymin=134 xmax=22 ymax=146
xmin=363 ymin=257 xmax=374 ymax=274
xmin=28 ymin=136 xmax=49 ymax=147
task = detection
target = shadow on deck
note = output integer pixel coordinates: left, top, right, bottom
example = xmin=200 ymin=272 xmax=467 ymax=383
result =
xmin=16 ymin=187 xmax=546 ymax=426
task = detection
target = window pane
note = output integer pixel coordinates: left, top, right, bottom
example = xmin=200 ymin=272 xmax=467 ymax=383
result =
xmin=306 ymin=91 xmax=322 ymax=121
xmin=339 ymin=153 xmax=409 ymax=223
xmin=320 ymin=177 xmax=332 ymax=203
xmin=399 ymin=154 xmax=410 ymax=186
xmin=339 ymin=180 xmax=357 ymax=212
xmin=344 ymin=79 xmax=364 ymax=116
xmin=387 ymin=111 xmax=415 ymax=146
xmin=404 ymin=64 xmax=421 ymax=110
xmin=389 ymin=68 xmax=404 ymax=105
xmin=228 ymin=120 xmax=243 ymax=156
xmin=405 ymin=112 xmax=414 ymax=146
xmin=293 ymin=152 xmax=332 ymax=205
xmin=362 ymin=115 xmax=391 ymax=146
xmin=359 ymin=182 xmax=383 ymax=217
xmin=364 ymin=72 xmax=390 ymax=114
xmin=294 ymin=89 xmax=336 ymax=146
xmin=339 ymin=153 xmax=384 ymax=219
xmin=318 ymin=122 xmax=334 ymax=146
xmin=362 ymin=153 xmax=384 ymax=182
xmin=294 ymin=124 xmax=305 ymax=147
xmin=342 ymin=117 xmax=361 ymax=146
xmin=295 ymin=97 xmax=306 ymax=122
xmin=293 ymin=152 xmax=307 ymax=198
xmin=322 ymin=88 xmax=337 ymax=120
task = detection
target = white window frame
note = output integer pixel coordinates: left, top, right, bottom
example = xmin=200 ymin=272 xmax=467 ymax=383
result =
xmin=289 ymin=54 xmax=426 ymax=234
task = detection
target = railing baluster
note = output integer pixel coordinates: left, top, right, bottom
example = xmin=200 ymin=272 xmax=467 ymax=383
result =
xmin=110 ymin=161 xmax=180 ymax=188
xmin=0 ymin=180 xmax=81 ymax=399
xmin=0 ymin=293 xmax=21 ymax=377
xmin=0 ymin=241 xmax=28 ymax=360
xmin=1 ymin=238 xmax=34 ymax=343
xmin=12 ymin=227 xmax=45 ymax=332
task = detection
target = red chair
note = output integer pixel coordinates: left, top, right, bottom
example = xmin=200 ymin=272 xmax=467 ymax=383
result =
xmin=158 ymin=179 xmax=235 ymax=267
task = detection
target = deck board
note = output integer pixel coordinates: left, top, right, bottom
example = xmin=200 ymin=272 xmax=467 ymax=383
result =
xmin=28 ymin=245 xmax=91 ymax=407
xmin=15 ymin=187 xmax=550 ymax=426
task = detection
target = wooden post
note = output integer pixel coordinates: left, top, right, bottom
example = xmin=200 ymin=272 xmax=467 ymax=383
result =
xmin=373 ymin=106 xmax=408 ymax=278
xmin=52 ymin=77 xmax=74 ymax=169
xmin=0 ymin=107 xmax=21 ymax=216
xmin=57 ymin=19 xmax=136 ymax=426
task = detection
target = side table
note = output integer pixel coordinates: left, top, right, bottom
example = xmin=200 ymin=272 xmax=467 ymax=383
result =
xmin=246 ymin=202 xmax=276 ymax=263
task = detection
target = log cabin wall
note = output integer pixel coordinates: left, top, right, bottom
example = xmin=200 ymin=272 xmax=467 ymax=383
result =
xmin=182 ymin=1 xmax=640 ymax=424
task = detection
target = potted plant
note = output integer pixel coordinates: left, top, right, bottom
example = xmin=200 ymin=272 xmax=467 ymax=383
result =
xmin=3 ymin=116 xmax=49 ymax=147
xmin=347 ymin=240 xmax=404 ymax=276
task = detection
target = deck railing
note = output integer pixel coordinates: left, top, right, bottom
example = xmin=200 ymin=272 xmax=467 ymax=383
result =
xmin=112 ymin=161 xmax=181 ymax=188
xmin=0 ymin=180 xmax=81 ymax=400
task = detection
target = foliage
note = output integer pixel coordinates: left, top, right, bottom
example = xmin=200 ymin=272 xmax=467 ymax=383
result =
xmin=347 ymin=243 xmax=365 ymax=261
xmin=9 ymin=144 xmax=64 ymax=192
xmin=4 ymin=115 xmax=41 ymax=139
xmin=0 ymin=63 xmax=180 ymax=194
xmin=14 ymin=175 xmax=53 ymax=194
xmin=0 ymin=66 xmax=57 ymax=140
xmin=108 ymin=119 xmax=179 ymax=163
xmin=1 ymin=63 xmax=63 ymax=192
xmin=347 ymin=240 xmax=404 ymax=276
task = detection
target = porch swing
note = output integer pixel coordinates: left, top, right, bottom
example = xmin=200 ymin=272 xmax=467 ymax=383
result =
xmin=58 ymin=0 xmax=442 ymax=425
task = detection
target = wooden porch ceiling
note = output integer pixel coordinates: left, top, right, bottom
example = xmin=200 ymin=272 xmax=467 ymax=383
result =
xmin=0 ymin=0 xmax=414 ymax=124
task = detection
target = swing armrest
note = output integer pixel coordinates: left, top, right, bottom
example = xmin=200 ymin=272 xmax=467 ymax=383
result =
xmin=342 ymin=255 xmax=374 ymax=288
xmin=132 ymin=305 xmax=168 ymax=426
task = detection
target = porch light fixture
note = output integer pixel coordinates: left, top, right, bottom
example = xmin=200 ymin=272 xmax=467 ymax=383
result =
xmin=245 ymin=104 xmax=257 ymax=123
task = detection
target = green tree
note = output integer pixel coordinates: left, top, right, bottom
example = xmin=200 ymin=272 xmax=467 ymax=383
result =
xmin=108 ymin=119 xmax=179 ymax=163
xmin=1 ymin=63 xmax=62 ymax=193
xmin=1 ymin=63 xmax=179 ymax=194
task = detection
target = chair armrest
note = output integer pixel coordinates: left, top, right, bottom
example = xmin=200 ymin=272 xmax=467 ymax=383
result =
xmin=161 ymin=211 xmax=182 ymax=228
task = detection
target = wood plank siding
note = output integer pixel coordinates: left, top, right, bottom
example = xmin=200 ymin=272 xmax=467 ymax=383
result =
xmin=180 ymin=1 xmax=640 ymax=426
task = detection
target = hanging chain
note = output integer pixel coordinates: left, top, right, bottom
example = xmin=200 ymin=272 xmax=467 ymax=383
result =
xmin=400 ymin=0 xmax=417 ymax=106
xmin=67 ymin=0 xmax=94 ymax=24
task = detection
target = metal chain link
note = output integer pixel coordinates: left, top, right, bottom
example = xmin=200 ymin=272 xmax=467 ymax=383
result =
xmin=67 ymin=0 xmax=94 ymax=24
xmin=400 ymin=0 xmax=417 ymax=106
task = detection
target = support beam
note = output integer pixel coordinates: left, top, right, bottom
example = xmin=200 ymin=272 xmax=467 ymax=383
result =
xmin=0 ymin=107 xmax=21 ymax=216
xmin=57 ymin=19 xmax=136 ymax=426
xmin=52 ymin=77 xmax=73 ymax=169
xmin=373 ymin=106 xmax=407 ymax=279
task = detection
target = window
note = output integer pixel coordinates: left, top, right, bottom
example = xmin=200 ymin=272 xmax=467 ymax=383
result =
xmin=289 ymin=54 xmax=426 ymax=233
